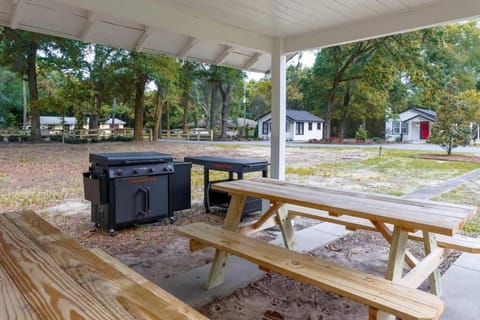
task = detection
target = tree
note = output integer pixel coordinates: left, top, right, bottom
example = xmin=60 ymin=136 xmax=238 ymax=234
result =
xmin=0 ymin=67 xmax=23 ymax=127
xmin=0 ymin=28 xmax=53 ymax=141
xmin=428 ymin=86 xmax=471 ymax=155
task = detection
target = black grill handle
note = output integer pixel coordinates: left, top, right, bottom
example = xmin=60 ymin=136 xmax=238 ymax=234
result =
xmin=139 ymin=187 xmax=151 ymax=216
xmin=122 ymin=159 xmax=165 ymax=165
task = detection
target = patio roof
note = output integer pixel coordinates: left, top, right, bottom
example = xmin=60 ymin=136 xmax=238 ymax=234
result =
xmin=1 ymin=0 xmax=479 ymax=73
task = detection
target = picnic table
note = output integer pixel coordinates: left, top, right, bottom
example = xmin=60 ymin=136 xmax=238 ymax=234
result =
xmin=178 ymin=177 xmax=478 ymax=320
xmin=0 ymin=210 xmax=207 ymax=320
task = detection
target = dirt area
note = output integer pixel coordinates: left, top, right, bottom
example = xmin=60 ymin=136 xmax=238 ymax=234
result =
xmin=414 ymin=153 xmax=480 ymax=163
xmin=0 ymin=141 xmax=477 ymax=319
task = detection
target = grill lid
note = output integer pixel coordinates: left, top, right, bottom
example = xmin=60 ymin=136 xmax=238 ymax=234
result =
xmin=90 ymin=152 xmax=173 ymax=166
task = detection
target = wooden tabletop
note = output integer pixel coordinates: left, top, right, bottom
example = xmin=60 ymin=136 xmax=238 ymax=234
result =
xmin=0 ymin=210 xmax=207 ymax=320
xmin=212 ymin=178 xmax=477 ymax=236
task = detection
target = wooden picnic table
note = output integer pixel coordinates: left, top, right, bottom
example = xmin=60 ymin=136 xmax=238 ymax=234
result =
xmin=178 ymin=177 xmax=477 ymax=320
xmin=0 ymin=210 xmax=207 ymax=320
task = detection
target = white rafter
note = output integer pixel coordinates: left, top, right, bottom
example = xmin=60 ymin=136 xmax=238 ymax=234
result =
xmin=135 ymin=26 xmax=152 ymax=51
xmin=9 ymin=0 xmax=26 ymax=29
xmin=81 ymin=11 xmax=97 ymax=42
xmin=214 ymin=45 xmax=234 ymax=66
xmin=243 ymin=52 xmax=262 ymax=70
xmin=178 ymin=36 xmax=198 ymax=58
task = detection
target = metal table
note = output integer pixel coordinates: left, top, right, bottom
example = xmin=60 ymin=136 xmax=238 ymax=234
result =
xmin=184 ymin=156 xmax=269 ymax=214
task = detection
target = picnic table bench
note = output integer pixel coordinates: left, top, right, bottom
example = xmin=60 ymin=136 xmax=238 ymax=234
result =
xmin=178 ymin=177 xmax=477 ymax=320
xmin=0 ymin=210 xmax=207 ymax=320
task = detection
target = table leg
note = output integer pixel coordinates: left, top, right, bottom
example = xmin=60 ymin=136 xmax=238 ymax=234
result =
xmin=206 ymin=194 xmax=246 ymax=289
xmin=423 ymin=231 xmax=442 ymax=296
xmin=276 ymin=206 xmax=297 ymax=250
xmin=377 ymin=226 xmax=409 ymax=320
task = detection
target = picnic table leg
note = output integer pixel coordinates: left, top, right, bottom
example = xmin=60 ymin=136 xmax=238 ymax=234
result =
xmin=376 ymin=225 xmax=409 ymax=320
xmin=423 ymin=231 xmax=442 ymax=296
xmin=206 ymin=194 xmax=246 ymax=289
xmin=276 ymin=205 xmax=297 ymax=250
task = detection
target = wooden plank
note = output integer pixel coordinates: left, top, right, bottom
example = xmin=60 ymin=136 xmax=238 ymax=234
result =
xmin=0 ymin=264 xmax=38 ymax=320
xmin=206 ymin=194 xmax=246 ymax=289
xmin=212 ymin=178 xmax=475 ymax=235
xmin=90 ymin=248 xmax=208 ymax=320
xmin=5 ymin=211 xmax=208 ymax=320
xmin=0 ymin=215 xmax=118 ymax=320
xmin=276 ymin=205 xmax=296 ymax=250
xmin=178 ymin=223 xmax=443 ymax=320
xmin=253 ymin=202 xmax=283 ymax=229
xmin=399 ymin=247 xmax=445 ymax=289
xmin=287 ymin=205 xmax=480 ymax=254
xmin=423 ymin=232 xmax=442 ymax=296
xmin=385 ymin=226 xmax=408 ymax=282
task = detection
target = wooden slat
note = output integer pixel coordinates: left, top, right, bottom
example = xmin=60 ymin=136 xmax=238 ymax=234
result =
xmin=0 ymin=215 xmax=118 ymax=320
xmin=0 ymin=264 xmax=38 ymax=320
xmin=212 ymin=178 xmax=476 ymax=236
xmin=90 ymin=248 xmax=209 ymax=320
xmin=2 ymin=211 xmax=208 ymax=320
xmin=287 ymin=205 xmax=480 ymax=253
xmin=178 ymin=223 xmax=444 ymax=320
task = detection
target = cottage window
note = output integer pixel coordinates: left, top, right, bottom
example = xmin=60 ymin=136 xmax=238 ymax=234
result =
xmin=392 ymin=121 xmax=408 ymax=135
xmin=296 ymin=122 xmax=304 ymax=135
xmin=262 ymin=122 xmax=271 ymax=134
xmin=317 ymin=122 xmax=321 ymax=130
xmin=308 ymin=122 xmax=312 ymax=131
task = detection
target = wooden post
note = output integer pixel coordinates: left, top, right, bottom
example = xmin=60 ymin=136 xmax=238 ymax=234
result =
xmin=423 ymin=231 xmax=442 ymax=296
xmin=206 ymin=194 xmax=246 ymax=289
xmin=276 ymin=206 xmax=296 ymax=250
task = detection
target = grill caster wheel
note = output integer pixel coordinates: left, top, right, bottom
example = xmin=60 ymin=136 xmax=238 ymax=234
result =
xmin=109 ymin=229 xmax=115 ymax=237
xmin=169 ymin=217 xmax=176 ymax=224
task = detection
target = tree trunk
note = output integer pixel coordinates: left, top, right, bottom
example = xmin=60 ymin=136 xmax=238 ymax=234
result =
xmin=27 ymin=38 xmax=41 ymax=142
xmin=153 ymin=91 xmax=163 ymax=140
xmin=182 ymin=93 xmax=189 ymax=132
xmin=209 ymin=84 xmax=218 ymax=133
xmin=219 ymin=84 xmax=231 ymax=140
xmin=166 ymin=101 xmax=170 ymax=133
xmin=133 ymin=76 xmax=147 ymax=141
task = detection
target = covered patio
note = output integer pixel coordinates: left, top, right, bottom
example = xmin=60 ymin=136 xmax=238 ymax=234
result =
xmin=1 ymin=1 xmax=480 ymax=320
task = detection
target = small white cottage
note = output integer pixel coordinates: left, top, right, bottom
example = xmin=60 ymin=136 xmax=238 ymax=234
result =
xmin=257 ymin=110 xmax=324 ymax=141
xmin=385 ymin=107 xmax=436 ymax=142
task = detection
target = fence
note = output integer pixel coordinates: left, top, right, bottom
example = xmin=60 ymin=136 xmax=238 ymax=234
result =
xmin=0 ymin=128 xmax=153 ymax=142
xmin=159 ymin=129 xmax=214 ymax=141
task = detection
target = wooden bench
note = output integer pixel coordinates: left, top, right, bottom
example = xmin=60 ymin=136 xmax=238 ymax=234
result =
xmin=0 ymin=210 xmax=207 ymax=320
xmin=286 ymin=204 xmax=480 ymax=253
xmin=178 ymin=222 xmax=444 ymax=320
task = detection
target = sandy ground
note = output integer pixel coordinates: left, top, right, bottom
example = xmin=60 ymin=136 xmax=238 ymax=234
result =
xmin=0 ymin=141 xmax=478 ymax=319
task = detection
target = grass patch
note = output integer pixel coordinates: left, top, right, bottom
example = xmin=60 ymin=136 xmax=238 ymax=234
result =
xmin=464 ymin=216 xmax=480 ymax=237
xmin=286 ymin=166 xmax=317 ymax=176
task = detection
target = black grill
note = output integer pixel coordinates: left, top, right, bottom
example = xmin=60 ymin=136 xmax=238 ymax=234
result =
xmin=83 ymin=152 xmax=191 ymax=236
xmin=184 ymin=156 xmax=269 ymax=215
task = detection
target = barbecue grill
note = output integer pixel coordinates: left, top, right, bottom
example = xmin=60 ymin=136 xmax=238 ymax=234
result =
xmin=83 ymin=152 xmax=191 ymax=236
xmin=184 ymin=156 xmax=269 ymax=214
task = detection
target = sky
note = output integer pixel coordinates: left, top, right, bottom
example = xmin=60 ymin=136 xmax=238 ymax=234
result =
xmin=246 ymin=49 xmax=318 ymax=81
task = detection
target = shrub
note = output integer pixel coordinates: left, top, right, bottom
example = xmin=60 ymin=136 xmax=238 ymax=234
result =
xmin=355 ymin=126 xmax=368 ymax=142
xmin=8 ymin=135 xmax=19 ymax=142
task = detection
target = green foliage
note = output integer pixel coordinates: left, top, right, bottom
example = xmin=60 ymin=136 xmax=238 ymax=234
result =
xmin=427 ymin=86 xmax=472 ymax=155
xmin=355 ymin=125 xmax=368 ymax=142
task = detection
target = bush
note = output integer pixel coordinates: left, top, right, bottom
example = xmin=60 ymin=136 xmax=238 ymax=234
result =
xmin=49 ymin=135 xmax=63 ymax=142
xmin=355 ymin=126 xmax=367 ymax=142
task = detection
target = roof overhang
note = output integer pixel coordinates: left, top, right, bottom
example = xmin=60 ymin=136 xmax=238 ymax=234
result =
xmin=1 ymin=0 xmax=479 ymax=73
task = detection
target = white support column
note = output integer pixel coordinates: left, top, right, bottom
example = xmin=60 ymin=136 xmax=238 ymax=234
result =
xmin=270 ymin=38 xmax=286 ymax=180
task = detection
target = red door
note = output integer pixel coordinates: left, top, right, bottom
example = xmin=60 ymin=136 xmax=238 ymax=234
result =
xmin=420 ymin=121 xmax=429 ymax=140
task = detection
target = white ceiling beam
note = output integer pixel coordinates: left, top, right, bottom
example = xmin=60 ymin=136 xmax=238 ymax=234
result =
xmin=54 ymin=0 xmax=273 ymax=53
xmin=9 ymin=0 xmax=25 ymax=29
xmin=81 ymin=11 xmax=97 ymax=42
xmin=214 ymin=45 xmax=234 ymax=66
xmin=285 ymin=0 xmax=480 ymax=53
xmin=135 ymin=26 xmax=152 ymax=52
xmin=178 ymin=36 xmax=198 ymax=59
xmin=243 ymin=52 xmax=262 ymax=70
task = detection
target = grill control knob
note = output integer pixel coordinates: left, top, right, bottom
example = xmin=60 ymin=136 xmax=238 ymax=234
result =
xmin=149 ymin=167 xmax=155 ymax=173
xmin=133 ymin=169 xmax=138 ymax=174
xmin=164 ymin=164 xmax=174 ymax=172
xmin=116 ymin=169 xmax=123 ymax=176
